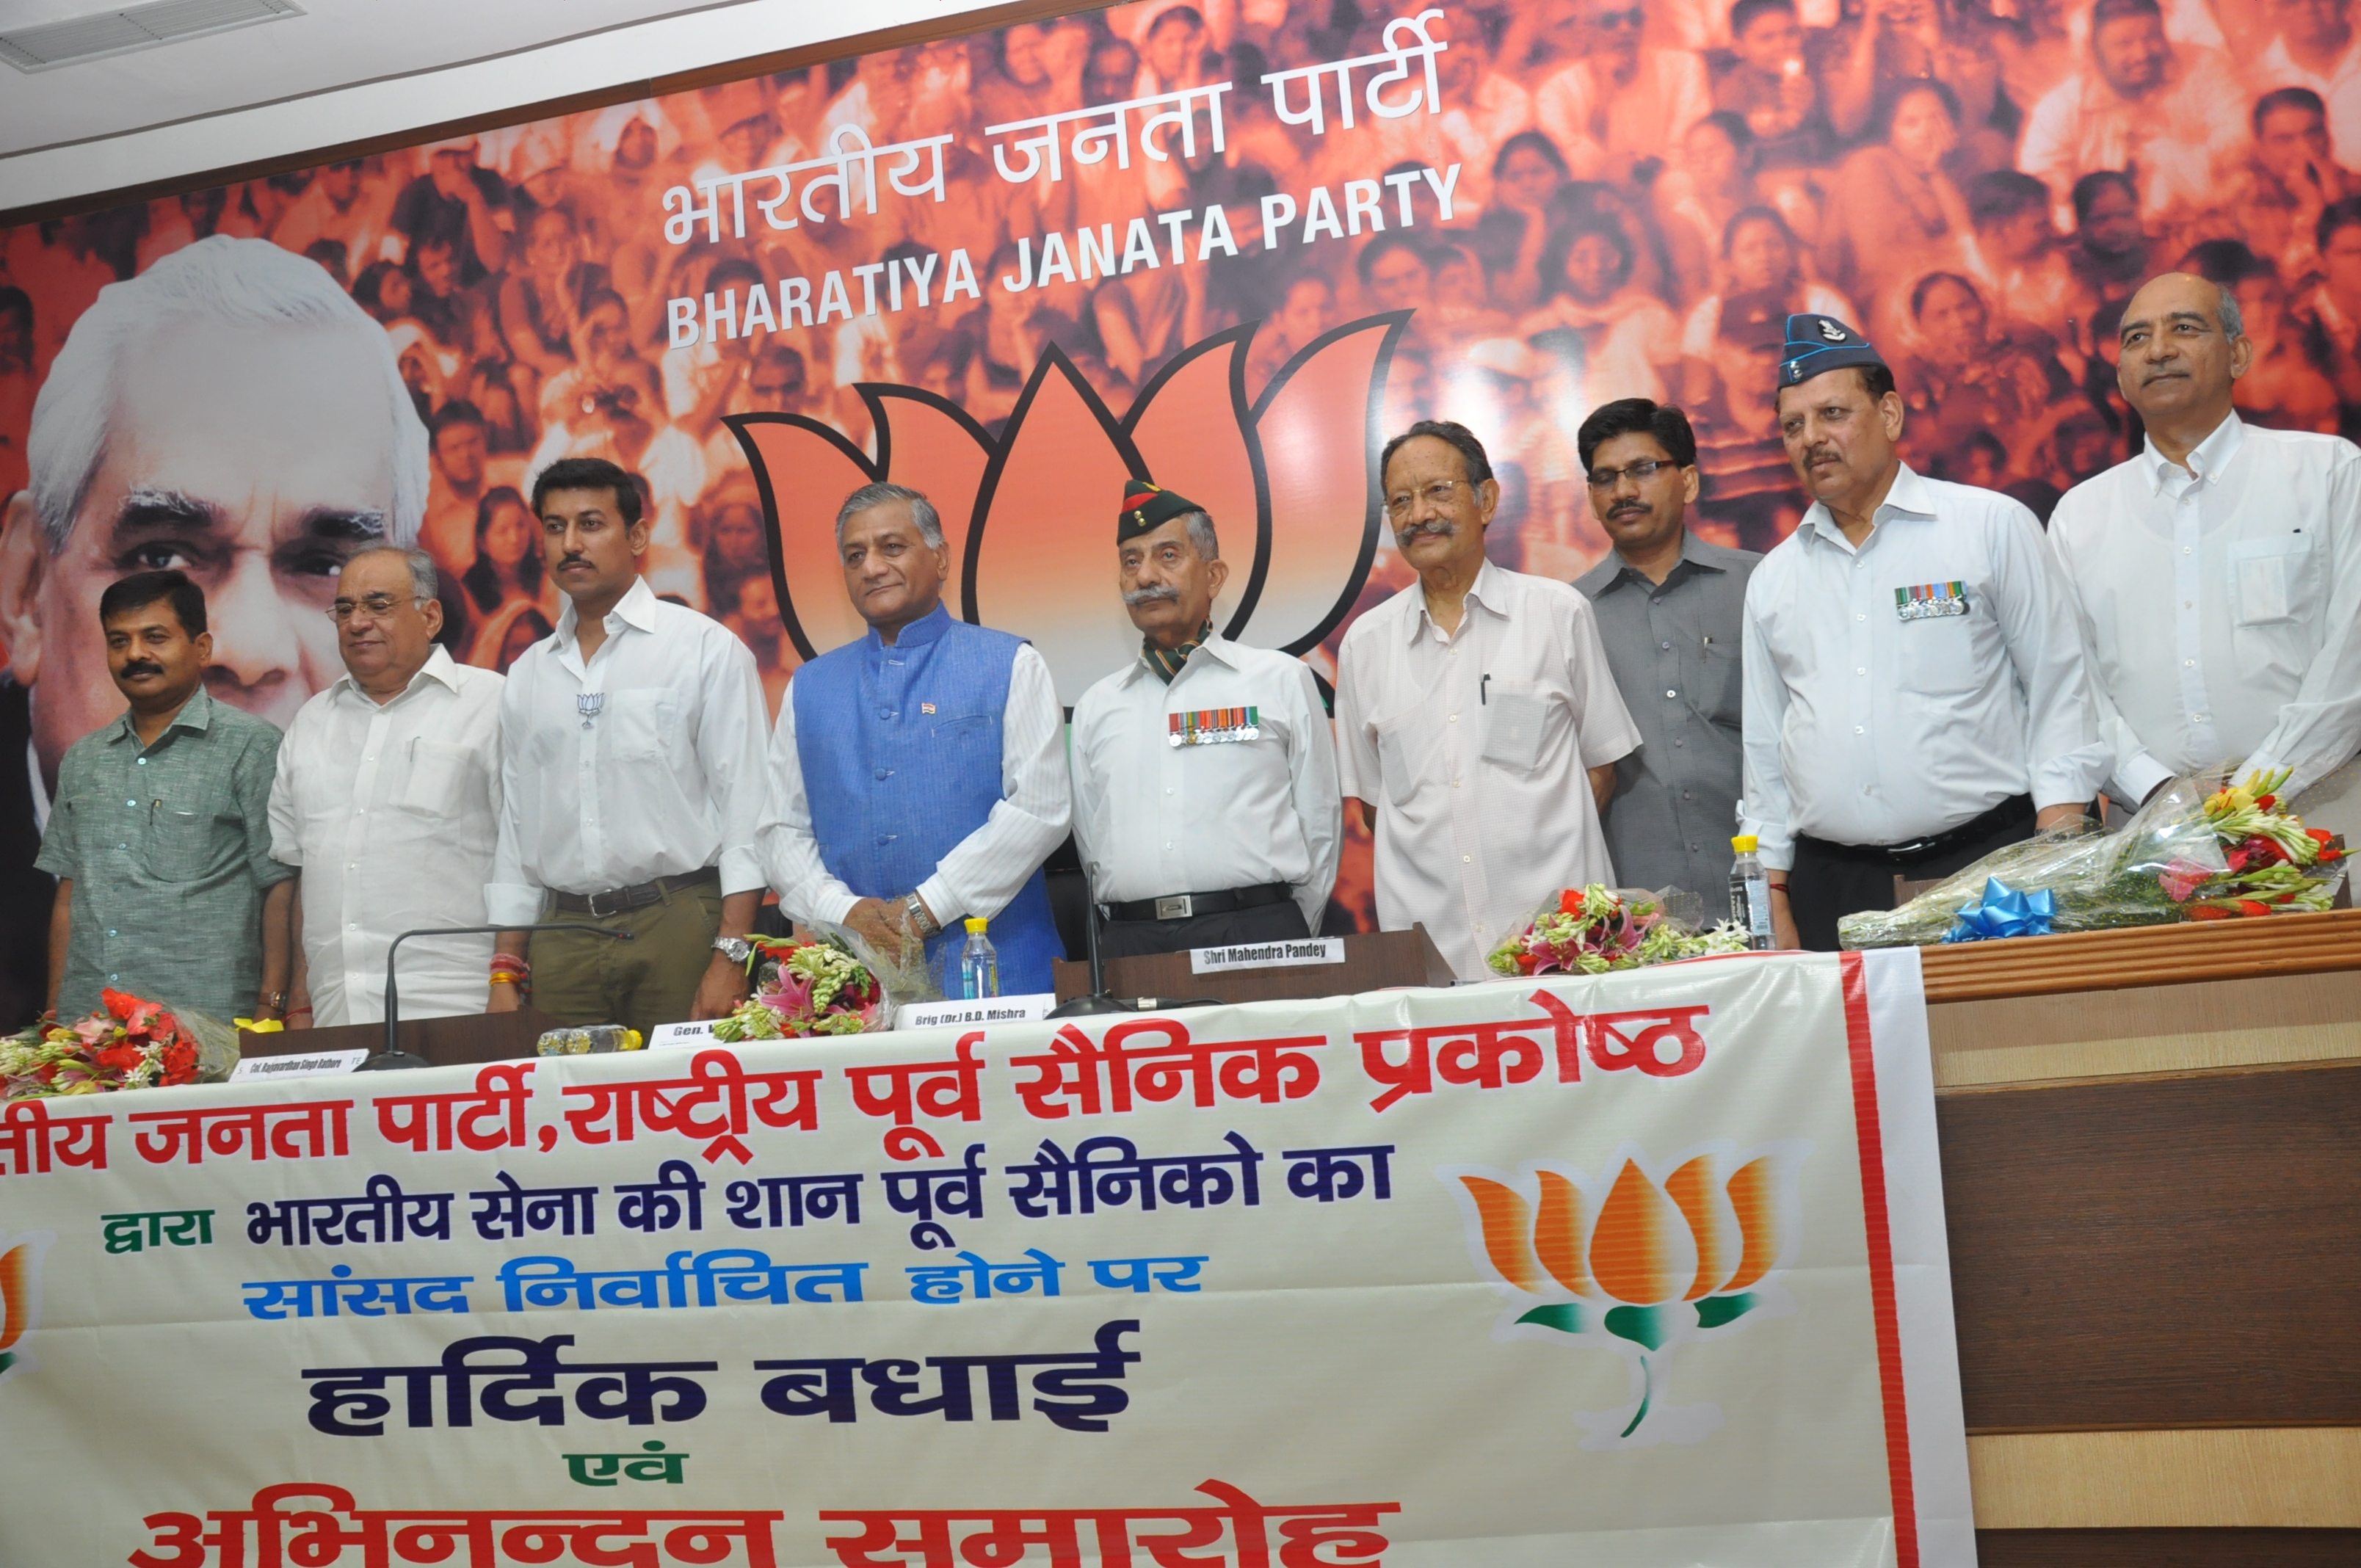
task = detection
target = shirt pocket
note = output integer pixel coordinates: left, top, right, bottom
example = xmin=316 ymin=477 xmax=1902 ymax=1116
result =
xmin=145 ymin=805 xmax=225 ymax=883
xmin=2228 ymin=535 xmax=2316 ymax=626
xmin=398 ymin=738 xmax=480 ymax=819
xmin=1372 ymin=706 xmax=1432 ymax=809
xmin=1695 ymin=639 xmax=1744 ymax=727
xmin=604 ymin=689 xmax=679 ymax=763
xmin=1479 ymin=680 xmax=1553 ymax=773
xmin=1892 ymin=588 xmax=1984 ymax=697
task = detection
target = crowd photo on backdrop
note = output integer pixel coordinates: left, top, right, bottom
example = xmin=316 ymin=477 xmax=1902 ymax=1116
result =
xmin=2 ymin=0 xmax=2360 ymax=1029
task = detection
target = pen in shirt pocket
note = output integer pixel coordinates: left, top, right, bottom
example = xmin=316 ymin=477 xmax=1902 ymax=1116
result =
xmin=1480 ymin=673 xmax=1490 ymax=705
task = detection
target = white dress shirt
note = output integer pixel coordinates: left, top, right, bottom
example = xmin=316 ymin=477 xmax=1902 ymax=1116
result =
xmin=2049 ymin=413 xmax=2361 ymax=804
xmin=1335 ymin=562 xmax=1642 ymax=979
xmin=268 ymin=647 xmax=505 ymax=1026
xmin=487 ymin=576 xmax=769 ymax=926
xmin=1070 ymin=633 xmax=1343 ymax=934
xmin=757 ymin=642 xmax=1071 ymax=927
xmin=1741 ymin=465 xmax=2108 ymax=870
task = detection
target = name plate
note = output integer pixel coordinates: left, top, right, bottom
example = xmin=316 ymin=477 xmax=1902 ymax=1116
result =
xmin=1191 ymin=937 xmax=1346 ymax=974
xmin=896 ymin=993 xmax=1059 ymax=1031
xmin=647 ymin=1020 xmax=720 ymax=1050
xmin=228 ymin=1048 xmax=369 ymax=1081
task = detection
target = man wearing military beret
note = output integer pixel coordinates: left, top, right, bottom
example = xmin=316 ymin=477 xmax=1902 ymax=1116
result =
xmin=1741 ymin=314 xmax=2105 ymax=948
xmin=1068 ymin=480 xmax=1342 ymax=957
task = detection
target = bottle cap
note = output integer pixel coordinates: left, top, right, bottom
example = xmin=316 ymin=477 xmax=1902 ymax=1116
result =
xmin=964 ymin=917 xmax=988 ymax=934
xmin=1731 ymin=834 xmax=1759 ymax=853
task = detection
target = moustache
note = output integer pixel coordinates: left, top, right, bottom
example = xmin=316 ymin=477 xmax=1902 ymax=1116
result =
xmin=1123 ymin=584 xmax=1181 ymax=607
xmin=118 ymin=661 xmax=165 ymax=680
xmin=1396 ymin=520 xmax=1457 ymax=541
xmin=1608 ymin=501 xmax=1649 ymax=519
xmin=559 ymin=554 xmax=592 ymax=570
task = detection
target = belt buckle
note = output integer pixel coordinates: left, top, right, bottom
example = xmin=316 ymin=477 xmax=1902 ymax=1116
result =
xmin=1155 ymin=894 xmax=1194 ymax=921
xmin=584 ymin=890 xmax=620 ymax=918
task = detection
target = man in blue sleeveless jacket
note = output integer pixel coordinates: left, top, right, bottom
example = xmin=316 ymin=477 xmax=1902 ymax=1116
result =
xmin=757 ymin=482 xmax=1071 ymax=993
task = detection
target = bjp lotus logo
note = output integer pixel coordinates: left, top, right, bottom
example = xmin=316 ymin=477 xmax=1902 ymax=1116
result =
xmin=727 ymin=314 xmax=1408 ymax=703
xmin=0 ymin=1231 xmax=52 ymax=1384
xmin=1445 ymin=1144 xmax=1808 ymax=1448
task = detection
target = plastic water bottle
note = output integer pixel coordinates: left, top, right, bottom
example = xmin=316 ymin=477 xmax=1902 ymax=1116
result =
xmin=958 ymin=917 xmax=999 ymax=999
xmin=1730 ymin=835 xmax=1776 ymax=951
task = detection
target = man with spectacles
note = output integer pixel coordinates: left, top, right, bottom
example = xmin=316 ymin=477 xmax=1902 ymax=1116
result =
xmin=36 ymin=569 xmax=294 ymax=1024
xmin=486 ymin=457 xmax=768 ymax=1036
xmin=1067 ymin=481 xmax=1342 ymax=959
xmin=1335 ymin=421 xmax=1642 ymax=979
xmin=266 ymin=547 xmax=506 ymax=1027
xmin=1744 ymin=315 xmax=2103 ymax=949
xmin=1573 ymin=399 xmax=1760 ymax=899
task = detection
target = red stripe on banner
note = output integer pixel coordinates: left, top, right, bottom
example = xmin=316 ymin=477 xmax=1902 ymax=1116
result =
xmin=1840 ymin=951 xmax=1918 ymax=1568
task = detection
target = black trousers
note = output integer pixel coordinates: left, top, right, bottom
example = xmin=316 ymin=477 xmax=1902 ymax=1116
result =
xmin=1096 ymin=898 xmax=1309 ymax=960
xmin=1788 ymin=797 xmax=2038 ymax=951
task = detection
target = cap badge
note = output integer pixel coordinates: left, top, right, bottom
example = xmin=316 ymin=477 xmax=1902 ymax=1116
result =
xmin=1818 ymin=319 xmax=1847 ymax=343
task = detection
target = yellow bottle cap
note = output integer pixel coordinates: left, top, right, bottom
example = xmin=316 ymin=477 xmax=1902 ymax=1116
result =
xmin=1732 ymin=835 xmax=1759 ymax=853
xmin=965 ymin=917 xmax=988 ymax=934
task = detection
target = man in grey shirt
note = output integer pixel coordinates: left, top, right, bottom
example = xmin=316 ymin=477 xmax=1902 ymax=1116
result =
xmin=1573 ymin=399 xmax=1760 ymax=897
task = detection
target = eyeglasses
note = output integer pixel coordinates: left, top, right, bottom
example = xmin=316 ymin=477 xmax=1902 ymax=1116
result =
xmin=328 ymin=592 xmax=427 ymax=623
xmin=1585 ymin=459 xmax=1676 ymax=490
xmin=1384 ymin=479 xmax=1470 ymax=519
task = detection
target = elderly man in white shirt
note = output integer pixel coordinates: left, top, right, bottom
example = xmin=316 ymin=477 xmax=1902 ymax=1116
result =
xmin=1070 ymin=480 xmax=1341 ymax=959
xmin=1744 ymin=315 xmax=2108 ymax=950
xmin=2050 ymin=271 xmax=2361 ymax=837
xmin=269 ymin=547 xmax=504 ymax=1028
xmin=487 ymin=457 xmax=769 ymax=1037
xmin=1336 ymin=421 xmax=1642 ymax=980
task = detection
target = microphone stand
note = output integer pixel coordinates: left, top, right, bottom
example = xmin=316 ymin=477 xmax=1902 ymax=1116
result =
xmin=363 ymin=922 xmax=635 ymax=1072
xmin=1047 ymin=874 xmax=1134 ymax=1018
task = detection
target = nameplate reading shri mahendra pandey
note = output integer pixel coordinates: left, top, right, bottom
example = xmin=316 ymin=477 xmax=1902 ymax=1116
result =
xmin=1190 ymin=938 xmax=1346 ymax=974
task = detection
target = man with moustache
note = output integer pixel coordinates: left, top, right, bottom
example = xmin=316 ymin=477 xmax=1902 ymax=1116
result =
xmin=1742 ymin=316 xmax=2106 ymax=950
xmin=269 ymin=547 xmax=505 ymax=1028
xmin=758 ymin=482 xmax=1070 ymax=995
xmin=1335 ymin=421 xmax=1642 ymax=979
xmin=2049 ymin=272 xmax=2361 ymax=837
xmin=0 ymin=235 xmax=428 ymax=1030
xmin=1068 ymin=482 xmax=1341 ymax=959
xmin=1573 ymin=399 xmax=1760 ymax=897
xmin=487 ymin=457 xmax=766 ymax=1035
xmin=37 ymin=570 xmax=294 ymax=1023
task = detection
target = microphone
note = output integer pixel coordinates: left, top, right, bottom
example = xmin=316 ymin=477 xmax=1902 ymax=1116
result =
xmin=1048 ymin=871 xmax=1134 ymax=1018
xmin=364 ymin=922 xmax=635 ymax=1072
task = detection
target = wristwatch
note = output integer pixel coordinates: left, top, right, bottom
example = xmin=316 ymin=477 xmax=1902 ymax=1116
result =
xmin=903 ymin=893 xmax=940 ymax=938
xmin=712 ymin=936 xmax=753 ymax=965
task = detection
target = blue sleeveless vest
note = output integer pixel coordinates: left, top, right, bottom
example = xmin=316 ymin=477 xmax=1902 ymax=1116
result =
xmin=791 ymin=603 xmax=1064 ymax=994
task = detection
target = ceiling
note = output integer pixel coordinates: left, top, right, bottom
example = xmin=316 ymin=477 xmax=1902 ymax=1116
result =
xmin=0 ymin=0 xmax=1020 ymax=213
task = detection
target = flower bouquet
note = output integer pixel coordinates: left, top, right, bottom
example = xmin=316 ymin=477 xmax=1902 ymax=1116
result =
xmin=1 ymin=987 xmax=240 ymax=1100
xmin=1487 ymin=885 xmax=1752 ymax=977
xmin=1839 ymin=767 xmax=2348 ymax=949
xmin=712 ymin=934 xmax=886 ymax=1040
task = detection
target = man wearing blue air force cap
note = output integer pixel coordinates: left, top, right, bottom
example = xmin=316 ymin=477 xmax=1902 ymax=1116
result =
xmin=1738 ymin=314 xmax=2107 ymax=948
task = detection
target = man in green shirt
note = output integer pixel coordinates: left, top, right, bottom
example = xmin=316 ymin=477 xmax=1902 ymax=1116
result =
xmin=35 ymin=570 xmax=294 ymax=1023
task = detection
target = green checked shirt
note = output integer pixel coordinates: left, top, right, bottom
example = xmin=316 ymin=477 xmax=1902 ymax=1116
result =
xmin=35 ymin=687 xmax=293 ymax=1021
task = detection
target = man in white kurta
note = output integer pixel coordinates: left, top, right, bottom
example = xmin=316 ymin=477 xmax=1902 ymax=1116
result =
xmin=269 ymin=548 xmax=504 ymax=1026
xmin=2050 ymin=271 xmax=2361 ymax=835
xmin=1335 ymin=423 xmax=1641 ymax=979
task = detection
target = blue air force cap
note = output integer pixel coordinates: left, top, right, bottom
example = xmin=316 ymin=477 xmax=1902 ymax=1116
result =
xmin=1779 ymin=313 xmax=1887 ymax=388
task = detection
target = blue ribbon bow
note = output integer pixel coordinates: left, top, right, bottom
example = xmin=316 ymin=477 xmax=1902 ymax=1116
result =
xmin=1942 ymin=878 xmax=2055 ymax=943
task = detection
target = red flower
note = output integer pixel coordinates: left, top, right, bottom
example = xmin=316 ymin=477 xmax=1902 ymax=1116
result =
xmin=2237 ymin=899 xmax=2273 ymax=918
xmin=101 ymin=987 xmax=139 ymax=1020
xmin=93 ymin=1045 xmax=144 ymax=1073
xmin=1559 ymin=890 xmax=1585 ymax=915
xmin=2255 ymin=794 xmax=2277 ymax=810
xmin=2305 ymin=828 xmax=2346 ymax=863
xmin=162 ymin=1042 xmax=196 ymax=1083
xmin=1515 ymin=951 xmax=1539 ymax=975
xmin=2188 ymin=905 xmax=2234 ymax=921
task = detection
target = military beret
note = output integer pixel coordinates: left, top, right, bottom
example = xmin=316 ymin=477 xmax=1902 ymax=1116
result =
xmin=1117 ymin=479 xmax=1204 ymax=544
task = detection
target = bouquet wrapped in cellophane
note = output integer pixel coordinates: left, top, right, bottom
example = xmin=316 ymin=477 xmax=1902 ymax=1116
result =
xmin=712 ymin=933 xmax=888 ymax=1040
xmin=1840 ymin=768 xmax=2348 ymax=949
xmin=1486 ymin=884 xmax=1751 ymax=977
xmin=1 ymin=988 xmax=240 ymax=1099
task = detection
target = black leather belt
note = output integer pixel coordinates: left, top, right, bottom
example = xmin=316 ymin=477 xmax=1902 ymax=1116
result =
xmin=549 ymin=865 xmax=720 ymax=918
xmin=1103 ymin=882 xmax=1292 ymax=923
xmin=1796 ymin=794 xmax=2035 ymax=867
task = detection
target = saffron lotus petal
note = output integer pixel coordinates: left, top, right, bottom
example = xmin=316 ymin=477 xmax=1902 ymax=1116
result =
xmin=1663 ymin=1155 xmax=1738 ymax=1302
xmin=1125 ymin=327 xmax=1263 ymax=638
xmin=725 ymin=413 xmax=880 ymax=660
xmin=1458 ymin=1176 xmax=1543 ymax=1292
xmin=1720 ymin=1157 xmax=1783 ymax=1293
xmin=1587 ymin=1160 xmax=1697 ymax=1307
xmin=0 ymin=1243 xmax=32 ymax=1351
xmin=860 ymin=385 xmax=988 ymax=603
xmin=1531 ymin=1171 xmax=1589 ymax=1296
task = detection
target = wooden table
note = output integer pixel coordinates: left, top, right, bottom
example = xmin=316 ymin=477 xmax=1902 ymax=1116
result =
xmin=1923 ymin=909 xmax=2361 ymax=1565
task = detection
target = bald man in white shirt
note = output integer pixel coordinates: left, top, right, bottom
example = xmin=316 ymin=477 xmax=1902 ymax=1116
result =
xmin=2050 ymin=271 xmax=2361 ymax=836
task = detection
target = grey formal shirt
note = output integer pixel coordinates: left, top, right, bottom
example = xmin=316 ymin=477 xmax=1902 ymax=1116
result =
xmin=34 ymin=686 xmax=292 ymax=1020
xmin=1575 ymin=533 xmax=1760 ymax=897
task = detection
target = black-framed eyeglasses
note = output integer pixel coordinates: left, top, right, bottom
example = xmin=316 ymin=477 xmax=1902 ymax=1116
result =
xmin=1586 ymin=459 xmax=1675 ymax=490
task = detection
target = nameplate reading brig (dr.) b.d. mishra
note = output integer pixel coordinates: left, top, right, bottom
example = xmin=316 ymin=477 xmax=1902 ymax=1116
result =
xmin=1190 ymin=938 xmax=1346 ymax=975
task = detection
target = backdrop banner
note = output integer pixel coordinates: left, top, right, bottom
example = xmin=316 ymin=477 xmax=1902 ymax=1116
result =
xmin=0 ymin=949 xmax=1973 ymax=1567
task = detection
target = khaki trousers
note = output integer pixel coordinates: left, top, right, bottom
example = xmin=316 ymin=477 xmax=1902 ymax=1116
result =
xmin=529 ymin=878 xmax=722 ymax=1038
